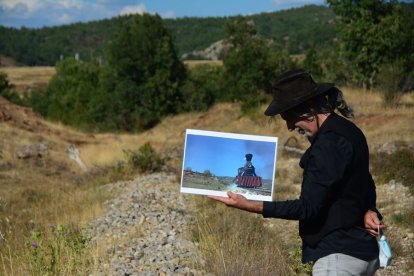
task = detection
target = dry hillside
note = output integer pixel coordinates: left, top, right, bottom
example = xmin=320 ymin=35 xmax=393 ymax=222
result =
xmin=0 ymin=81 xmax=413 ymax=274
xmin=2 ymin=87 xmax=406 ymax=165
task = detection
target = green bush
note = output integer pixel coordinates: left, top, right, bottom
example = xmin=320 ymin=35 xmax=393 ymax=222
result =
xmin=241 ymin=91 xmax=269 ymax=119
xmin=0 ymin=71 xmax=27 ymax=106
xmin=371 ymin=148 xmax=414 ymax=195
xmin=302 ymin=46 xmax=324 ymax=80
xmin=27 ymin=89 xmax=50 ymax=117
xmin=180 ymin=64 xmax=223 ymax=112
xmin=390 ymin=212 xmax=414 ymax=230
xmin=377 ymin=62 xmax=404 ymax=106
xmin=36 ymin=58 xmax=102 ymax=129
xmin=123 ymin=142 xmax=165 ymax=174
xmin=0 ymin=71 xmax=10 ymax=92
xmin=221 ymin=17 xmax=294 ymax=102
xmin=321 ymin=46 xmax=353 ymax=86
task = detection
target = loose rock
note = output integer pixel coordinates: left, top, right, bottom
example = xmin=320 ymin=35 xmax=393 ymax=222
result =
xmin=87 ymin=173 xmax=207 ymax=275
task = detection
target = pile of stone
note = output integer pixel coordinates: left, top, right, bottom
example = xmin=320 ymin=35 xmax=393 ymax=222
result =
xmin=88 ymin=173 xmax=207 ymax=275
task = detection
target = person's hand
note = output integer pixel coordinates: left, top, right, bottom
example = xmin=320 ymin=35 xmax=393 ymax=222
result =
xmin=364 ymin=209 xmax=386 ymax=236
xmin=208 ymin=191 xmax=263 ymax=213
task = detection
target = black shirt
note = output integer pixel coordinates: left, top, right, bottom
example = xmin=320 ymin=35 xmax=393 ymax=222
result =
xmin=302 ymin=226 xmax=378 ymax=263
xmin=263 ymin=117 xmax=378 ymax=263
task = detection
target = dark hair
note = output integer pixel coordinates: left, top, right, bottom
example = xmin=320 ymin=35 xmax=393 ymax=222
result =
xmin=286 ymin=88 xmax=354 ymax=119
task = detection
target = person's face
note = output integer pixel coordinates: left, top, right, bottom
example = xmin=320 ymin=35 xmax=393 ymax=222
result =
xmin=280 ymin=110 xmax=318 ymax=138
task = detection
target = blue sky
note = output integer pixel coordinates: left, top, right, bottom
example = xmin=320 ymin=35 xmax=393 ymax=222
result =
xmin=0 ymin=0 xmax=325 ymax=28
xmin=183 ymin=134 xmax=277 ymax=179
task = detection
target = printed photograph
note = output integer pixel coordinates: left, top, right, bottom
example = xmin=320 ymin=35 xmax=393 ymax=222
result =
xmin=181 ymin=129 xmax=278 ymax=201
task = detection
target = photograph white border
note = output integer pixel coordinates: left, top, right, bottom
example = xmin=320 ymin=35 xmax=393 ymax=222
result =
xmin=180 ymin=129 xmax=278 ymax=201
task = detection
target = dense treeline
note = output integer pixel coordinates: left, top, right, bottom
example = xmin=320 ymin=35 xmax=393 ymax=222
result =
xmin=164 ymin=5 xmax=336 ymax=55
xmin=0 ymin=5 xmax=336 ymax=66
xmin=0 ymin=19 xmax=116 ymax=66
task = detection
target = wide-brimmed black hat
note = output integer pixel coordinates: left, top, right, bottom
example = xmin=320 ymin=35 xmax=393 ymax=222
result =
xmin=264 ymin=69 xmax=334 ymax=116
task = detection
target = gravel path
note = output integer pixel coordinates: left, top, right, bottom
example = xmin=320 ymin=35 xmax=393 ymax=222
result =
xmin=88 ymin=173 xmax=206 ymax=275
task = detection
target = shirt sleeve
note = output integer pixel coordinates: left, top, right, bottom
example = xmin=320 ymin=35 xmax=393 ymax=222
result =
xmin=263 ymin=133 xmax=353 ymax=220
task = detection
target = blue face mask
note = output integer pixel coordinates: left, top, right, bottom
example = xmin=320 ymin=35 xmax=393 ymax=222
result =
xmin=378 ymin=226 xmax=392 ymax=268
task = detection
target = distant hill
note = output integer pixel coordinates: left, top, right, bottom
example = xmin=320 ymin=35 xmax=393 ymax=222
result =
xmin=0 ymin=5 xmax=336 ymax=66
xmin=164 ymin=5 xmax=336 ymax=56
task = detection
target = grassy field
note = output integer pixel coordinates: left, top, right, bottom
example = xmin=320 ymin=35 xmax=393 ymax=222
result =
xmin=1 ymin=66 xmax=55 ymax=93
xmin=0 ymin=66 xmax=413 ymax=274
xmin=0 ymin=61 xmax=222 ymax=93
xmin=183 ymin=59 xmax=223 ymax=68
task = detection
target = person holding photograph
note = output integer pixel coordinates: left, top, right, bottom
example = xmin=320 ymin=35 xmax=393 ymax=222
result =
xmin=209 ymin=68 xmax=385 ymax=275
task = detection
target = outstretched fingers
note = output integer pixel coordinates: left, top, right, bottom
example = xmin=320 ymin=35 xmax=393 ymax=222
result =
xmin=208 ymin=191 xmax=263 ymax=213
xmin=208 ymin=194 xmax=236 ymax=205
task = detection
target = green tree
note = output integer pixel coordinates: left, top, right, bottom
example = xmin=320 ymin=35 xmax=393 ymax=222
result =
xmin=43 ymin=58 xmax=101 ymax=128
xmin=0 ymin=71 xmax=26 ymax=105
xmin=320 ymin=43 xmax=353 ymax=86
xmin=28 ymin=89 xmax=50 ymax=117
xmin=377 ymin=61 xmax=404 ymax=106
xmin=0 ymin=71 xmax=10 ymax=92
xmin=327 ymin=0 xmax=413 ymax=89
xmin=302 ymin=46 xmax=324 ymax=80
xmin=221 ymin=17 xmax=294 ymax=111
xmin=32 ymin=14 xmax=187 ymax=132
xmin=105 ymin=14 xmax=186 ymax=131
xmin=180 ymin=64 xmax=223 ymax=112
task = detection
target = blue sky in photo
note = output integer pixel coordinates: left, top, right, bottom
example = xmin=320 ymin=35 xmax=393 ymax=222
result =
xmin=0 ymin=0 xmax=325 ymax=28
xmin=183 ymin=134 xmax=277 ymax=179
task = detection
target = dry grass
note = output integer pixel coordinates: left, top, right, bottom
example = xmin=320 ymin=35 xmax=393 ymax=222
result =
xmin=79 ymin=87 xmax=414 ymax=168
xmin=0 ymin=66 xmax=55 ymax=93
xmin=0 ymin=114 xmax=116 ymax=274
xmin=0 ymin=61 xmax=223 ymax=92
xmin=0 ymin=63 xmax=226 ymax=93
xmin=344 ymin=87 xmax=414 ymax=146
xmin=191 ymin=197 xmax=293 ymax=275
xmin=183 ymin=60 xmax=223 ymax=69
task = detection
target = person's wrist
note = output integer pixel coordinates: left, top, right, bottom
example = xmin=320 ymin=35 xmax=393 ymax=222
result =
xmin=250 ymin=202 xmax=263 ymax=213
